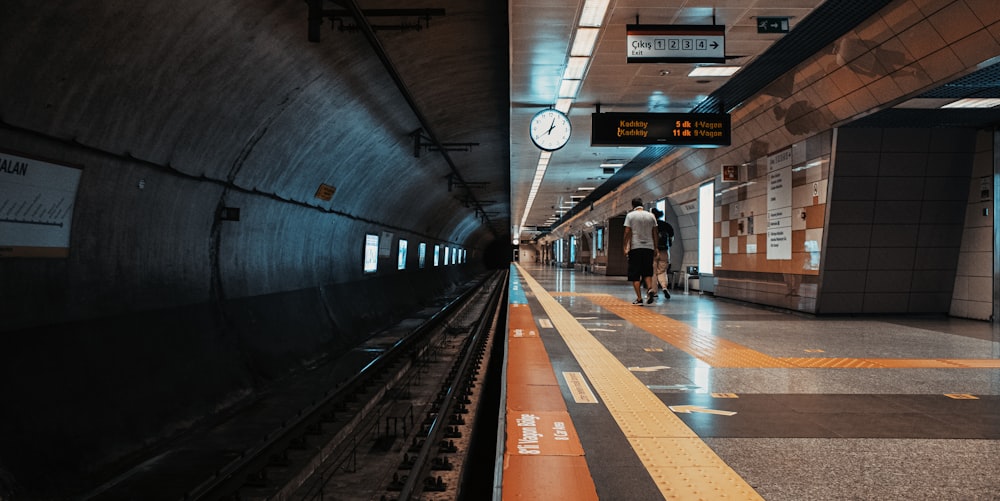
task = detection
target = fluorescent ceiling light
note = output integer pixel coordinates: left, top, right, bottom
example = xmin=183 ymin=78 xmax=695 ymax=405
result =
xmin=688 ymin=66 xmax=741 ymax=77
xmin=559 ymin=79 xmax=581 ymax=98
xmin=600 ymin=161 xmax=624 ymax=167
xmin=571 ymin=28 xmax=600 ymax=57
xmin=579 ymin=0 xmax=610 ymax=27
xmin=518 ymin=151 xmax=556 ymax=233
xmin=555 ymin=98 xmax=573 ymax=114
xmin=941 ymin=98 xmax=1000 ymax=108
xmin=564 ymin=57 xmax=588 ymax=80
xmin=577 ymin=186 xmax=596 ymax=191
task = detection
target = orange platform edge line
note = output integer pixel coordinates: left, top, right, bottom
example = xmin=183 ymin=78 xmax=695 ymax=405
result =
xmin=502 ymin=268 xmax=599 ymax=501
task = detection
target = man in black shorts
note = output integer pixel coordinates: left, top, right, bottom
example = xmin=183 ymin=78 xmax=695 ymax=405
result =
xmin=623 ymin=198 xmax=659 ymax=304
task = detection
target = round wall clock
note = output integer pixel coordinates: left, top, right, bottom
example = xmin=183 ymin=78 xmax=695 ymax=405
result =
xmin=529 ymin=108 xmax=571 ymax=151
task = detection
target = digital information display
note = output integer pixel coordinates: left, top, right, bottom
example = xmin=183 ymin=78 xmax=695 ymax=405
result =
xmin=626 ymin=24 xmax=725 ymax=63
xmin=364 ymin=234 xmax=379 ymax=273
xmin=591 ymin=112 xmax=731 ymax=147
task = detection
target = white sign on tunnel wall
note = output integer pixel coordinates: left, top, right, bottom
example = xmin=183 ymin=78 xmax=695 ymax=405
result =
xmin=0 ymin=151 xmax=82 ymax=258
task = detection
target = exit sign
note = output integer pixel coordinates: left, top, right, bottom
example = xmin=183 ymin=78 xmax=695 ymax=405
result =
xmin=757 ymin=17 xmax=789 ymax=34
xmin=626 ymin=25 xmax=726 ymax=64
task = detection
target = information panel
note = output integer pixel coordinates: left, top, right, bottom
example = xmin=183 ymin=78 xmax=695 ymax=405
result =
xmin=591 ymin=112 xmax=730 ymax=147
xmin=626 ymin=24 xmax=725 ymax=63
xmin=766 ymin=148 xmax=792 ymax=260
xmin=0 ymin=151 xmax=82 ymax=258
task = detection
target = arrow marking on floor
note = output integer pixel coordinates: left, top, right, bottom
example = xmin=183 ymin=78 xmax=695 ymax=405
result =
xmin=669 ymin=405 xmax=737 ymax=416
xmin=646 ymin=384 xmax=701 ymax=391
xmin=628 ymin=366 xmax=671 ymax=372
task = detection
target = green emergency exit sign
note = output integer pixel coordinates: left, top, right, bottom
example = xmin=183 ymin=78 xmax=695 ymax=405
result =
xmin=757 ymin=17 xmax=789 ymax=34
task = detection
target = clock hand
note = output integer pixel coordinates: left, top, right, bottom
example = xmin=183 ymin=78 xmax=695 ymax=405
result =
xmin=547 ymin=118 xmax=556 ymax=134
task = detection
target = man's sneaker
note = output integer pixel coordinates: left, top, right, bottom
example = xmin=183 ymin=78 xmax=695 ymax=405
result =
xmin=664 ymin=290 xmax=671 ymax=299
xmin=633 ymin=298 xmax=644 ymax=305
xmin=647 ymin=291 xmax=656 ymax=304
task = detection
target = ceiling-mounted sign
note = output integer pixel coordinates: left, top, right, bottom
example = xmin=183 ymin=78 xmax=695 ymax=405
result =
xmin=0 ymin=151 xmax=82 ymax=258
xmin=626 ymin=24 xmax=725 ymax=63
xmin=591 ymin=112 xmax=731 ymax=147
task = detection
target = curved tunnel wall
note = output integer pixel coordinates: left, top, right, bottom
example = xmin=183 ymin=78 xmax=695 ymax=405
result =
xmin=0 ymin=1 xmax=507 ymax=494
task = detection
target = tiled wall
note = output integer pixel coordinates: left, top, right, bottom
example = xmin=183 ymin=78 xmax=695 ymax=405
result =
xmin=949 ymin=130 xmax=995 ymax=320
xmin=819 ymin=127 xmax=977 ymax=314
xmin=714 ymin=131 xmax=832 ymax=312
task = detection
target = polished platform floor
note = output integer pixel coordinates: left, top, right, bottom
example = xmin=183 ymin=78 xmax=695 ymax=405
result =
xmin=500 ymin=263 xmax=1000 ymax=501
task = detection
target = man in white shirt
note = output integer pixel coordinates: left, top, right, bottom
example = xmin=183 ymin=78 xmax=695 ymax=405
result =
xmin=623 ymin=198 xmax=659 ymax=305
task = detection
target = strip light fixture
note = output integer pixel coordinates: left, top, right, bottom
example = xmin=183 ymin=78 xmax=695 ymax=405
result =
xmin=518 ymin=0 xmax=610 ymax=237
xmin=941 ymin=98 xmax=1000 ymax=108
xmin=689 ymin=66 xmax=741 ymax=77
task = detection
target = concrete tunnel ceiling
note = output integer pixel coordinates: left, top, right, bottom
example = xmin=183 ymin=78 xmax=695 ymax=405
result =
xmin=0 ymin=0 xmax=512 ymax=253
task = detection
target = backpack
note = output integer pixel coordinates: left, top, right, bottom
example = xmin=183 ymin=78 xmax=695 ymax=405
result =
xmin=656 ymin=221 xmax=674 ymax=250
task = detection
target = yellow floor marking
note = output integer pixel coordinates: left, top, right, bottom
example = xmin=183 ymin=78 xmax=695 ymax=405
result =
xmin=563 ymin=292 xmax=1000 ymax=370
xmin=588 ymin=294 xmax=797 ymax=368
xmin=516 ymin=265 xmax=764 ymax=500
xmin=563 ymin=372 xmax=599 ymax=403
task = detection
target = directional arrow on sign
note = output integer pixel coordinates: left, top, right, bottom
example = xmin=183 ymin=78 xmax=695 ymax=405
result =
xmin=669 ymin=405 xmax=737 ymax=416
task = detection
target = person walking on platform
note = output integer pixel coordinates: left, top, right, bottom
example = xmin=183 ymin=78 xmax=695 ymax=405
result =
xmin=623 ymin=198 xmax=659 ymax=305
xmin=650 ymin=207 xmax=674 ymax=300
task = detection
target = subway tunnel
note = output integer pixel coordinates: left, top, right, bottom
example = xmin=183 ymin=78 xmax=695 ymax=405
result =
xmin=1 ymin=0 xmax=511 ymax=497
xmin=2 ymin=0 xmax=1000 ymax=499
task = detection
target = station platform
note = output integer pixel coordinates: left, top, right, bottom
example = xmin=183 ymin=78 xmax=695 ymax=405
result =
xmin=499 ymin=263 xmax=1000 ymax=500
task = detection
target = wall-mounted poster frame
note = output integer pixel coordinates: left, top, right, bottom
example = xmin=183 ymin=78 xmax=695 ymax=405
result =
xmin=0 ymin=149 xmax=83 ymax=258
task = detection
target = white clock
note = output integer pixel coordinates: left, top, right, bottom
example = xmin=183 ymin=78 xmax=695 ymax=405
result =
xmin=529 ymin=108 xmax=571 ymax=151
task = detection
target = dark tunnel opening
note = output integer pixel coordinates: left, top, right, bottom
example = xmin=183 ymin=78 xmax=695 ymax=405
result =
xmin=482 ymin=238 xmax=513 ymax=269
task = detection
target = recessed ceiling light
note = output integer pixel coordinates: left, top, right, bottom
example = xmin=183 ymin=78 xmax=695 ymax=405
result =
xmin=571 ymin=28 xmax=600 ymax=57
xmin=564 ymin=57 xmax=588 ymax=80
xmin=941 ymin=98 xmax=1000 ymax=108
xmin=559 ymin=79 xmax=581 ymax=98
xmin=688 ymin=66 xmax=741 ymax=77
xmin=579 ymin=0 xmax=610 ymax=27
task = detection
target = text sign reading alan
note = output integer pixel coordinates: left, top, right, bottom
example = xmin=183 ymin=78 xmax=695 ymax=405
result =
xmin=0 ymin=151 xmax=82 ymax=258
xmin=591 ymin=112 xmax=731 ymax=147
xmin=626 ymin=24 xmax=725 ymax=63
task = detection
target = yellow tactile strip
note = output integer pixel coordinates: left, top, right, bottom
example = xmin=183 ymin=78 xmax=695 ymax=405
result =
xmin=578 ymin=293 xmax=1000 ymax=370
xmin=516 ymin=265 xmax=764 ymax=500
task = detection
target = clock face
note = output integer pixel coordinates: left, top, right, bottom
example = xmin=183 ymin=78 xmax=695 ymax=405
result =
xmin=529 ymin=109 xmax=571 ymax=151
